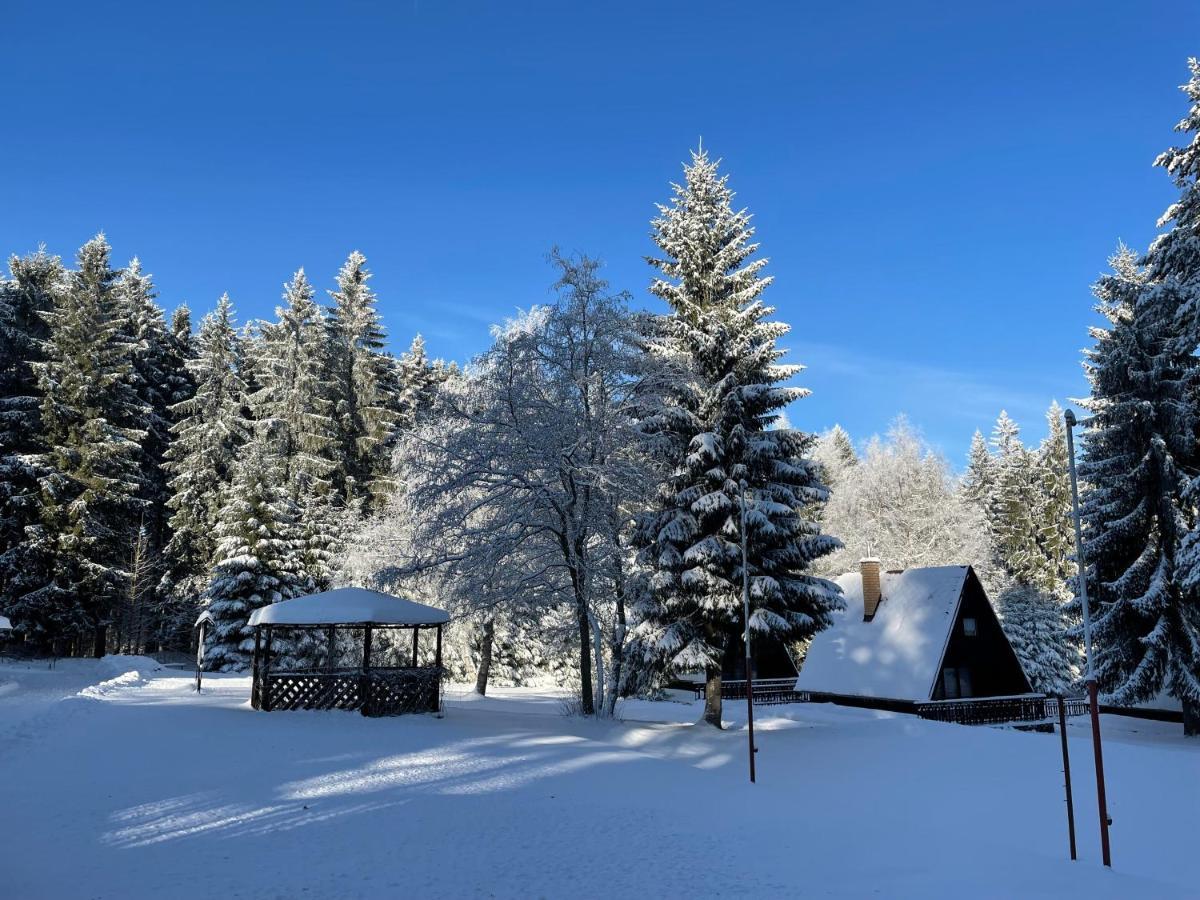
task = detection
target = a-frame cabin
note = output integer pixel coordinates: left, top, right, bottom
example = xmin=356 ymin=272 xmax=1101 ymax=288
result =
xmin=795 ymin=560 xmax=1031 ymax=703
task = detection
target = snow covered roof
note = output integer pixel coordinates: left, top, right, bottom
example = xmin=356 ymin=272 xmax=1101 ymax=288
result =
xmin=0 ymin=615 xmax=11 ymax=630
xmin=795 ymin=566 xmax=969 ymax=702
xmin=247 ymin=588 xmax=450 ymax=627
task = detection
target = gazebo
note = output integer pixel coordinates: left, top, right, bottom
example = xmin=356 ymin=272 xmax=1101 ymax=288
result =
xmin=247 ymin=588 xmax=449 ymax=717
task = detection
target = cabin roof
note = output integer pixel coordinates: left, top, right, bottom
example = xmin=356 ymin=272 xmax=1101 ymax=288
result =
xmin=795 ymin=566 xmax=969 ymax=702
xmin=247 ymin=588 xmax=450 ymax=627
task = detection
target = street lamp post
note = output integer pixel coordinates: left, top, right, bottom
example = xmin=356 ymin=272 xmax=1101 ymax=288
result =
xmin=1063 ymin=408 xmax=1112 ymax=868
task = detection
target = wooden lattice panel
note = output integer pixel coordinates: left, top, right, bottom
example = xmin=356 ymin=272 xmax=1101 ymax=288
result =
xmin=266 ymin=674 xmax=362 ymax=711
xmin=363 ymin=669 xmax=441 ymax=716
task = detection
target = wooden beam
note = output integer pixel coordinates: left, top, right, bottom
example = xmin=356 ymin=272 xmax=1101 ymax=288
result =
xmin=250 ymin=626 xmax=262 ymax=709
xmin=412 ymin=625 xmax=420 ymax=668
xmin=263 ymin=626 xmax=274 ymax=712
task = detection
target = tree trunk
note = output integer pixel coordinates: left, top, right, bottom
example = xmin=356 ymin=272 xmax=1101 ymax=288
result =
xmin=574 ymin=597 xmax=594 ymax=715
xmin=1184 ymin=698 xmax=1199 ymax=737
xmin=588 ymin=607 xmax=605 ymax=715
xmin=702 ymin=665 xmax=723 ymax=728
xmin=474 ymin=617 xmax=495 ymax=696
xmin=604 ymin=582 xmax=628 ymax=718
xmin=92 ymin=625 xmax=106 ymax=659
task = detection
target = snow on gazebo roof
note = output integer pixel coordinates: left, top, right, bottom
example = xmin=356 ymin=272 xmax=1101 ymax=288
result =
xmin=0 ymin=615 xmax=11 ymax=631
xmin=247 ymin=588 xmax=450 ymax=627
xmin=795 ymin=566 xmax=969 ymax=703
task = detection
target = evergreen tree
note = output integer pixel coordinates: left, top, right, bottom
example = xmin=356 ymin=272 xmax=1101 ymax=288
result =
xmin=997 ymin=583 xmax=1076 ymax=694
xmin=633 ymin=148 xmax=842 ymax=727
xmin=325 ymin=252 xmax=398 ymax=511
xmin=1036 ymin=402 xmax=1076 ymax=594
xmin=0 ymin=249 xmax=63 ymax=633
xmin=811 ymin=424 xmax=857 ymax=489
xmin=251 ymin=268 xmax=338 ymax=505
xmin=114 ymin=259 xmax=176 ymax=560
xmin=160 ymin=295 xmax=251 ymax=618
xmin=202 ymin=439 xmax=310 ymax=671
xmin=1081 ymin=61 xmax=1200 ymax=733
xmin=25 ymin=236 xmax=148 ymax=653
xmin=989 ymin=411 xmax=1042 ymax=583
xmin=395 ymin=334 xmax=442 ymax=432
xmin=961 ymin=430 xmax=995 ymax=514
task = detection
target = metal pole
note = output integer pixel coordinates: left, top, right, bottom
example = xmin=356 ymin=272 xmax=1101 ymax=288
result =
xmin=195 ymin=622 xmax=206 ymax=694
xmin=740 ymin=480 xmax=757 ymax=784
xmin=1057 ymin=696 xmax=1077 ymax=861
xmin=1063 ymin=408 xmax=1112 ymax=868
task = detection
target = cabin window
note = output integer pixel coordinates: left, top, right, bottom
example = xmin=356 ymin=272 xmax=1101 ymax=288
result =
xmin=957 ymin=667 xmax=973 ymax=697
xmin=942 ymin=667 xmax=959 ymax=698
xmin=962 ymin=617 xmax=978 ymax=637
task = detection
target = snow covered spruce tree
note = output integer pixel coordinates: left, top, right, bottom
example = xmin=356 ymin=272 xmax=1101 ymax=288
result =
xmin=30 ymin=236 xmax=149 ymax=655
xmin=251 ymin=269 xmax=340 ymax=587
xmin=1079 ymin=63 xmax=1200 ymax=735
xmin=0 ymin=249 xmax=63 ymax=636
xmin=961 ymin=430 xmax=996 ymax=518
xmin=325 ymin=251 xmax=399 ymax=512
xmin=988 ymin=411 xmax=1044 ymax=582
xmin=811 ymin=424 xmax=857 ymax=492
xmin=160 ymin=295 xmax=252 ymax=622
xmin=203 ymin=437 xmax=310 ymax=671
xmin=395 ymin=334 xmax=444 ymax=432
xmin=633 ymin=149 xmax=841 ymax=727
xmin=114 ymin=259 xmax=183 ymax=566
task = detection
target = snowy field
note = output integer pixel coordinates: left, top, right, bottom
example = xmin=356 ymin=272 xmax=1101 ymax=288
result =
xmin=0 ymin=658 xmax=1195 ymax=899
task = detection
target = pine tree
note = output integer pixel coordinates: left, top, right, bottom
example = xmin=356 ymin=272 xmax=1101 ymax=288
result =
xmin=961 ymin=430 xmax=995 ymax=513
xmin=160 ymin=295 xmax=251 ymax=619
xmin=633 ymin=148 xmax=842 ymax=727
xmin=395 ymin=334 xmax=442 ymax=432
xmin=0 ymin=249 xmax=63 ymax=634
xmin=989 ymin=411 xmax=1042 ymax=583
xmin=812 ymin=424 xmax=857 ymax=489
xmin=114 ymin=259 xmax=176 ymax=564
xmin=325 ymin=252 xmax=399 ymax=511
xmin=1081 ymin=61 xmax=1200 ymax=733
xmin=997 ymin=583 xmax=1076 ymax=694
xmin=202 ymin=439 xmax=310 ymax=671
xmin=251 ymin=269 xmax=338 ymax=503
xmin=1036 ymin=402 xmax=1076 ymax=593
xmin=26 ymin=236 xmax=149 ymax=653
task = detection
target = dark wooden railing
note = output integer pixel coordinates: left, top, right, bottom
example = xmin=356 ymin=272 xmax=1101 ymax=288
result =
xmin=676 ymin=683 xmax=1101 ymax=727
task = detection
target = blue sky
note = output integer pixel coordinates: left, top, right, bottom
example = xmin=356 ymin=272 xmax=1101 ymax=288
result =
xmin=3 ymin=1 xmax=1197 ymax=463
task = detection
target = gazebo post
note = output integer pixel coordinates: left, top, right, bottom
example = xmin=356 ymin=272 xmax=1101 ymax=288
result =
xmin=435 ymin=624 xmax=444 ymax=716
xmin=326 ymin=625 xmax=336 ymax=673
xmin=262 ymin=626 xmax=274 ymax=712
xmin=250 ymin=625 xmax=262 ymax=709
xmin=361 ymin=624 xmax=374 ymax=718
xmin=411 ymin=625 xmax=420 ymax=668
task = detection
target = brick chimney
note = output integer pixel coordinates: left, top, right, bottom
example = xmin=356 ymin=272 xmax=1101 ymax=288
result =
xmin=861 ymin=558 xmax=882 ymax=621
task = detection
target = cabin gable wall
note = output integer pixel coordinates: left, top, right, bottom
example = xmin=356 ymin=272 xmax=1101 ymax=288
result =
xmin=931 ymin=573 xmax=1032 ymax=700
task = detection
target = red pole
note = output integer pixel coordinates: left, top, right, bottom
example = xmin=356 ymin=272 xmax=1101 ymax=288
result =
xmin=1057 ymin=697 xmax=1077 ymax=861
xmin=1087 ymin=680 xmax=1112 ymax=867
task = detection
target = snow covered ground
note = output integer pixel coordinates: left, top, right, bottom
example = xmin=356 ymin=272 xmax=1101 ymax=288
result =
xmin=0 ymin=658 xmax=1195 ymax=899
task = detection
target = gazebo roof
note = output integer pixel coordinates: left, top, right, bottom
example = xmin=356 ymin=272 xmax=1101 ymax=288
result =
xmin=0 ymin=615 xmax=11 ymax=631
xmin=247 ymin=588 xmax=450 ymax=627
